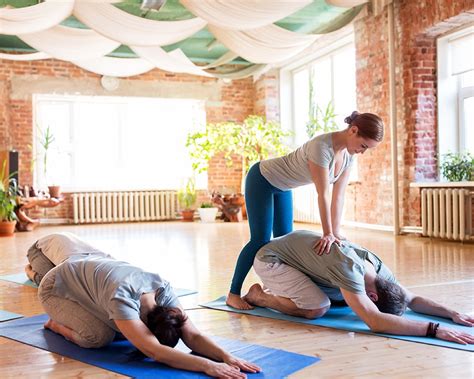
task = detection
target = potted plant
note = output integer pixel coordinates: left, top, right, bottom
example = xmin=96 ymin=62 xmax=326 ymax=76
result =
xmin=186 ymin=115 xmax=292 ymax=192
xmin=198 ymin=202 xmax=218 ymax=223
xmin=37 ymin=125 xmax=61 ymax=198
xmin=306 ymin=100 xmax=338 ymax=138
xmin=177 ymin=178 xmax=197 ymax=222
xmin=0 ymin=160 xmax=19 ymax=236
xmin=439 ymin=152 xmax=474 ymax=182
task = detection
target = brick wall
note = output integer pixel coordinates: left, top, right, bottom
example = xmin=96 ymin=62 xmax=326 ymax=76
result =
xmin=0 ymin=59 xmax=255 ymax=221
xmin=353 ymin=0 xmax=474 ymax=227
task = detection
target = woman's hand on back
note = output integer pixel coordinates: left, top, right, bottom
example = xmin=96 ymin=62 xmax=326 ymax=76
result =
xmin=313 ymin=233 xmax=340 ymax=255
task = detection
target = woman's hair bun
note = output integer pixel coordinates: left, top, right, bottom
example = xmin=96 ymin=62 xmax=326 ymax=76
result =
xmin=344 ymin=111 xmax=360 ymax=124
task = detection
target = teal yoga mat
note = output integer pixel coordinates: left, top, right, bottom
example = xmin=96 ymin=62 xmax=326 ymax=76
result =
xmin=0 ymin=314 xmax=320 ymax=378
xmin=0 ymin=310 xmax=23 ymax=322
xmin=0 ymin=273 xmax=197 ymax=297
xmin=201 ymin=296 xmax=474 ymax=352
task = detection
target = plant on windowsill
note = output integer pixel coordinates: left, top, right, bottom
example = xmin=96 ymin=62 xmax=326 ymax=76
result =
xmin=36 ymin=125 xmax=61 ymax=198
xmin=0 ymin=160 xmax=19 ymax=237
xmin=177 ymin=178 xmax=197 ymax=222
xmin=198 ymin=202 xmax=218 ymax=223
xmin=306 ymin=100 xmax=338 ymax=138
xmin=439 ymin=152 xmax=474 ymax=182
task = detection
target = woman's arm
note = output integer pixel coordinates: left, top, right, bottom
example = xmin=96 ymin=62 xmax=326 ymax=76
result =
xmin=308 ymin=161 xmax=339 ymax=255
xmin=181 ymin=317 xmax=261 ymax=374
xmin=331 ymin=167 xmax=351 ymax=239
xmin=115 ymin=319 xmax=248 ymax=378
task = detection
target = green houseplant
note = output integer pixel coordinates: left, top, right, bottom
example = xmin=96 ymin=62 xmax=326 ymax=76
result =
xmin=306 ymin=100 xmax=338 ymax=138
xmin=439 ymin=152 xmax=474 ymax=182
xmin=198 ymin=202 xmax=218 ymax=223
xmin=186 ymin=115 xmax=292 ymax=190
xmin=36 ymin=125 xmax=61 ymax=198
xmin=177 ymin=178 xmax=197 ymax=222
xmin=0 ymin=160 xmax=19 ymax=236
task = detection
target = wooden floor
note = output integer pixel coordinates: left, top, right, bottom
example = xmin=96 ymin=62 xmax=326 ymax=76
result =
xmin=0 ymin=221 xmax=473 ymax=378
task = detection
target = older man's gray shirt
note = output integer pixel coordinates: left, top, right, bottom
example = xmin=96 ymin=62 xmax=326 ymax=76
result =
xmin=256 ymin=230 xmax=397 ymax=295
xmin=52 ymin=255 xmax=179 ymax=331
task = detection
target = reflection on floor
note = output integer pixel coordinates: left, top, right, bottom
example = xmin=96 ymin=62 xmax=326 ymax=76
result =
xmin=1 ymin=221 xmax=473 ymax=377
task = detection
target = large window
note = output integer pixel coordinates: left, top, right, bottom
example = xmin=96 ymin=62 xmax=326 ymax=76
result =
xmin=290 ymin=40 xmax=358 ymax=181
xmin=438 ymin=26 xmax=474 ymax=160
xmin=33 ymin=95 xmax=206 ymax=191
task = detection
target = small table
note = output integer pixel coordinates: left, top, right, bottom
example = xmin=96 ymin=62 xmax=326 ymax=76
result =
xmin=15 ymin=197 xmax=63 ymax=231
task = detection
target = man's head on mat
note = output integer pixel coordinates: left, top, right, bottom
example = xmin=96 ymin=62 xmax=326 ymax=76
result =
xmin=369 ymin=276 xmax=409 ymax=316
xmin=146 ymin=305 xmax=187 ymax=347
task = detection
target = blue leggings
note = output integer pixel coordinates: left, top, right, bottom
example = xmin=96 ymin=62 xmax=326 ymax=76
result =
xmin=230 ymin=162 xmax=293 ymax=295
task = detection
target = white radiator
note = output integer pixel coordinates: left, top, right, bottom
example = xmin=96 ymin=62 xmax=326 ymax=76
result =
xmin=72 ymin=191 xmax=177 ymax=224
xmin=293 ymin=185 xmax=321 ymax=224
xmin=421 ymin=188 xmax=473 ymax=241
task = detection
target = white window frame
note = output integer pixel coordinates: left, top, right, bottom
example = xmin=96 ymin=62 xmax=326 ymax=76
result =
xmin=437 ymin=25 xmax=474 ymax=160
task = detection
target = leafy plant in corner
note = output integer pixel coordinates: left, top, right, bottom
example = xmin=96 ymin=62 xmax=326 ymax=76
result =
xmin=37 ymin=125 xmax=55 ymax=184
xmin=0 ymin=160 xmax=19 ymax=222
xmin=439 ymin=152 xmax=474 ymax=182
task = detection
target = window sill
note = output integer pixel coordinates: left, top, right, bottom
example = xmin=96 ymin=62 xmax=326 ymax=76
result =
xmin=410 ymin=181 xmax=474 ymax=188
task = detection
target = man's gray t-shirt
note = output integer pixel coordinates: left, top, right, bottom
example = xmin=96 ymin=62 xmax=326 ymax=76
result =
xmin=256 ymin=230 xmax=397 ymax=296
xmin=52 ymin=255 xmax=180 ymax=331
xmin=259 ymin=133 xmax=353 ymax=191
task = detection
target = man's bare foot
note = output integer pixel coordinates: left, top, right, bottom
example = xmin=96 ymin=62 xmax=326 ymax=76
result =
xmin=242 ymin=283 xmax=265 ymax=307
xmin=24 ymin=264 xmax=37 ymax=283
xmin=44 ymin=318 xmax=54 ymax=330
xmin=226 ymin=292 xmax=254 ymax=310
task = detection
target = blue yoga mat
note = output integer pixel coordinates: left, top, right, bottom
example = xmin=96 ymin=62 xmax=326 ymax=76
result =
xmin=0 ymin=310 xmax=23 ymax=322
xmin=0 ymin=273 xmax=37 ymax=287
xmin=0 ymin=273 xmax=197 ymax=298
xmin=201 ymin=296 xmax=474 ymax=352
xmin=0 ymin=314 xmax=319 ymax=378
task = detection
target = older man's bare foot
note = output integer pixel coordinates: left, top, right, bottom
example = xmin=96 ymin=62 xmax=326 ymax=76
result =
xmin=242 ymin=283 xmax=265 ymax=307
xmin=226 ymin=292 xmax=254 ymax=310
xmin=24 ymin=264 xmax=37 ymax=283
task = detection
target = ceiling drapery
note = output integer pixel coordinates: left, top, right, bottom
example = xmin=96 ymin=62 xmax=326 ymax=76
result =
xmin=0 ymin=0 xmax=367 ymax=79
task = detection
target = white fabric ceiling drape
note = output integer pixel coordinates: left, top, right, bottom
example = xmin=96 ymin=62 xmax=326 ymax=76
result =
xmin=19 ymin=25 xmax=120 ymax=61
xmin=208 ymin=24 xmax=318 ymax=64
xmin=72 ymin=56 xmax=155 ymax=77
xmin=0 ymin=0 xmax=363 ymax=78
xmin=326 ymin=0 xmax=367 ymax=7
xmin=180 ymin=0 xmax=312 ymax=31
xmin=73 ymin=0 xmax=207 ymax=46
xmin=131 ymin=45 xmax=212 ymax=77
xmin=0 ymin=0 xmax=74 ymax=35
xmin=0 ymin=51 xmax=51 ymax=60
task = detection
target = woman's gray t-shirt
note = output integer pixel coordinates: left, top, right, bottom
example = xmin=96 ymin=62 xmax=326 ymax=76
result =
xmin=52 ymin=255 xmax=180 ymax=332
xmin=259 ymin=133 xmax=353 ymax=191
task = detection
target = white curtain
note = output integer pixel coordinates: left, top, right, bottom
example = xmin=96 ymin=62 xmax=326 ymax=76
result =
xmin=180 ymin=0 xmax=311 ymax=30
xmin=19 ymin=25 xmax=120 ymax=61
xmin=208 ymin=24 xmax=318 ymax=63
xmin=73 ymin=0 xmax=207 ymax=47
xmin=72 ymin=56 xmax=155 ymax=77
xmin=203 ymin=51 xmax=239 ymax=69
xmin=210 ymin=64 xmax=269 ymax=79
xmin=131 ymin=46 xmax=212 ymax=77
xmin=0 ymin=52 xmax=51 ymax=60
xmin=0 ymin=0 xmax=74 ymax=35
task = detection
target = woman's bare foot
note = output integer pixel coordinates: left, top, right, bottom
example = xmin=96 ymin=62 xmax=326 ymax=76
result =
xmin=242 ymin=283 xmax=265 ymax=307
xmin=226 ymin=292 xmax=254 ymax=310
xmin=24 ymin=264 xmax=37 ymax=283
xmin=44 ymin=318 xmax=54 ymax=330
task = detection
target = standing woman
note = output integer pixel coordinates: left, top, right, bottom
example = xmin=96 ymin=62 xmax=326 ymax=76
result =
xmin=227 ymin=111 xmax=384 ymax=309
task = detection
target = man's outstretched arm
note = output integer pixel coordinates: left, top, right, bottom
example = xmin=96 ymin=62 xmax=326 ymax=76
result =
xmin=404 ymin=287 xmax=473 ymax=326
xmin=341 ymin=289 xmax=474 ymax=345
